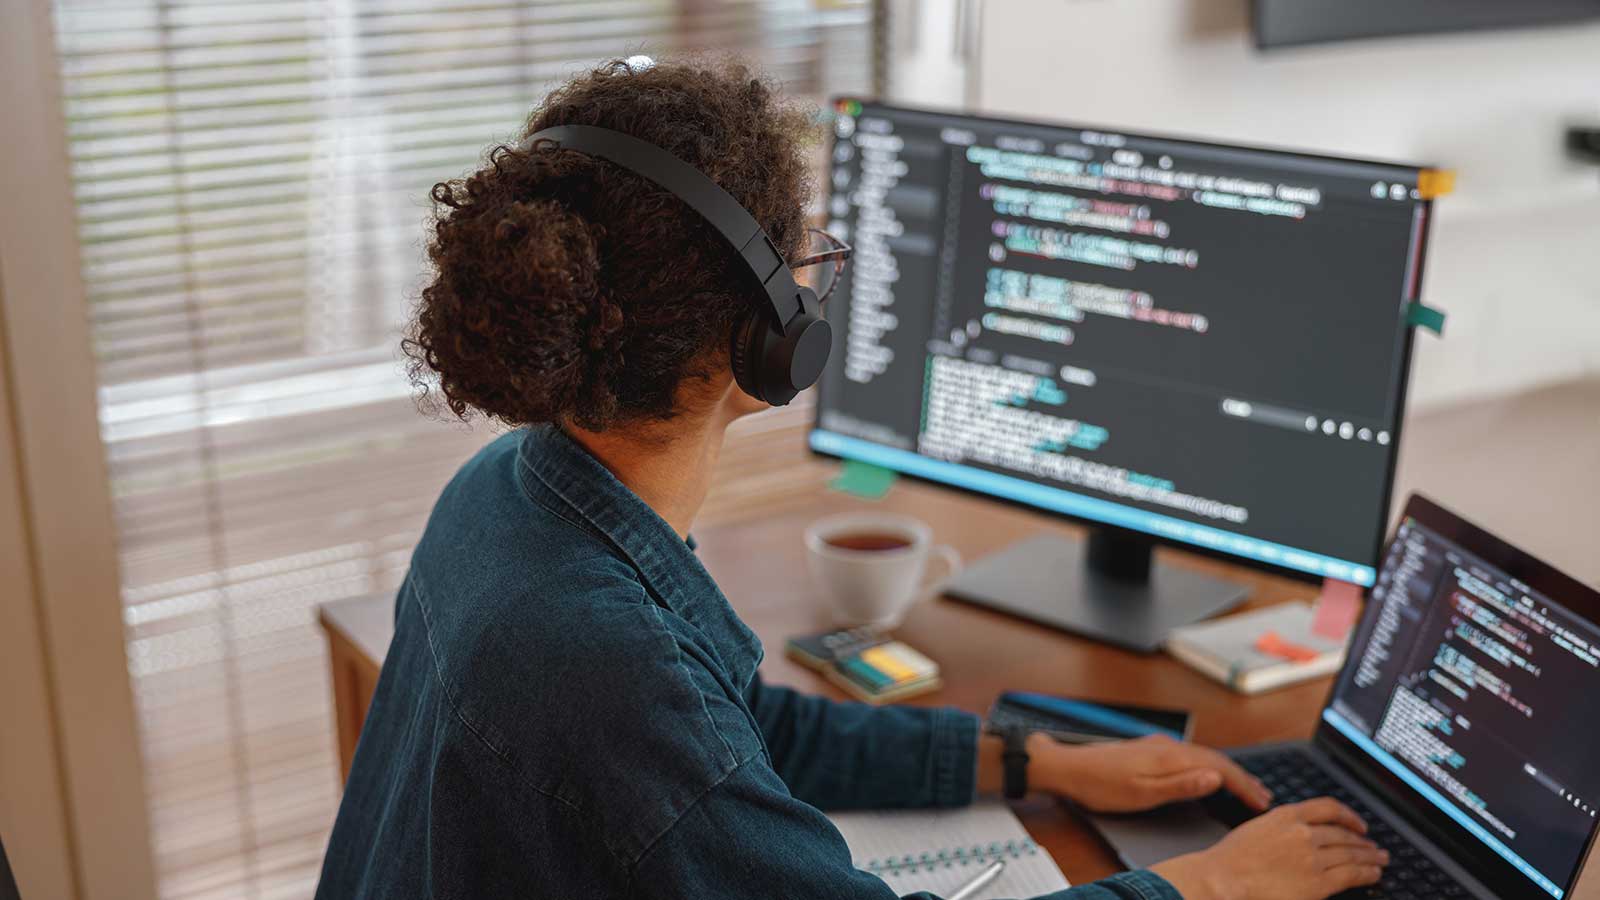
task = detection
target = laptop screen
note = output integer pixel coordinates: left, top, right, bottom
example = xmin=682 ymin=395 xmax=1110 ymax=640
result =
xmin=1321 ymin=505 xmax=1600 ymax=899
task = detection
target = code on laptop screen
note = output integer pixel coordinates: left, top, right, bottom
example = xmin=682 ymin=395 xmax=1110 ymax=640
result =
xmin=1325 ymin=518 xmax=1600 ymax=899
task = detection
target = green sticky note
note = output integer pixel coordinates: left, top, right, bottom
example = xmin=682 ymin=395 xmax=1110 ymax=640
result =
xmin=830 ymin=459 xmax=896 ymax=500
xmin=1406 ymin=301 xmax=1446 ymax=335
xmin=840 ymin=656 xmax=894 ymax=690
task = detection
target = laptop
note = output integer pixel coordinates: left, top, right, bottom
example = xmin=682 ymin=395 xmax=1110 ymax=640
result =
xmin=0 ymin=831 xmax=18 ymax=900
xmin=1089 ymin=494 xmax=1600 ymax=899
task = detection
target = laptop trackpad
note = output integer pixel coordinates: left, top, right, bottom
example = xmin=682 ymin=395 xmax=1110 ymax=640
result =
xmin=1084 ymin=801 xmax=1231 ymax=870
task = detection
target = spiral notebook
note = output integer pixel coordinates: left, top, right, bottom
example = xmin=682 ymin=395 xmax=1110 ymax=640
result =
xmin=828 ymin=801 xmax=1070 ymax=898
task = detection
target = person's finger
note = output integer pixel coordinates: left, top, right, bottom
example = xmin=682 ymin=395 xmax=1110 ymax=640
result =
xmin=1169 ymin=745 xmax=1272 ymax=810
xmin=1204 ymin=749 xmax=1272 ymax=810
xmin=1319 ymin=863 xmax=1384 ymax=895
xmin=1136 ymin=768 xmax=1224 ymax=803
xmin=1307 ymin=825 xmax=1380 ymax=849
xmin=1292 ymin=797 xmax=1368 ymax=833
xmin=1317 ymin=843 xmax=1390 ymax=869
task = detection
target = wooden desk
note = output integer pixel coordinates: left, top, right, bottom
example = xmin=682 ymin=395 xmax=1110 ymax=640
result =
xmin=318 ymin=597 xmax=391 ymax=782
xmin=317 ymin=476 xmax=1331 ymax=885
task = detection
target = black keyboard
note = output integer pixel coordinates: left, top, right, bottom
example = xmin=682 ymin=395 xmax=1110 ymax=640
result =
xmin=1208 ymin=748 xmax=1470 ymax=899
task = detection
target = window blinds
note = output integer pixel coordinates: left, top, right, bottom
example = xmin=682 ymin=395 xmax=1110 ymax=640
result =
xmin=49 ymin=2 xmax=880 ymax=897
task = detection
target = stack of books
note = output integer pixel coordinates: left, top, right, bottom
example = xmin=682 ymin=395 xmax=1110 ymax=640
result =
xmin=785 ymin=625 xmax=942 ymax=703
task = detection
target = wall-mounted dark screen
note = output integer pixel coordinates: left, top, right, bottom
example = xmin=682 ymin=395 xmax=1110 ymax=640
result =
xmin=1255 ymin=0 xmax=1600 ymax=49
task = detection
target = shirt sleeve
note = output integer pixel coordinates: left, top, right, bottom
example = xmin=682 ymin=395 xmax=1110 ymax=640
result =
xmin=744 ymin=674 xmax=977 ymax=810
xmin=630 ymin=754 xmax=1184 ymax=900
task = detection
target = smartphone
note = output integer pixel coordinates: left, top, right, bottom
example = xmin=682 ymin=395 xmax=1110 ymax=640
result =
xmin=985 ymin=691 xmax=1193 ymax=744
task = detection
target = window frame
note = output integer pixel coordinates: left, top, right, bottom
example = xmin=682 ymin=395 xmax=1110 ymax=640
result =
xmin=0 ymin=2 xmax=158 ymax=898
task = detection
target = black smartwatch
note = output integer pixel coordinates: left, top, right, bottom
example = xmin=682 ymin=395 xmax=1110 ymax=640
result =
xmin=1001 ymin=727 xmax=1031 ymax=799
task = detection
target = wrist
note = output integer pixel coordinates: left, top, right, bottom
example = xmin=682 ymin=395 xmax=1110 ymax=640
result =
xmin=1150 ymin=852 xmax=1229 ymax=900
xmin=1025 ymin=733 xmax=1082 ymax=799
xmin=1000 ymin=727 xmax=1035 ymax=799
xmin=982 ymin=731 xmax=1089 ymax=799
xmin=976 ymin=732 xmax=1005 ymax=795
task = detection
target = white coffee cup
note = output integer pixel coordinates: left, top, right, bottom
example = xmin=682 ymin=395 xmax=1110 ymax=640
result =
xmin=803 ymin=512 xmax=963 ymax=628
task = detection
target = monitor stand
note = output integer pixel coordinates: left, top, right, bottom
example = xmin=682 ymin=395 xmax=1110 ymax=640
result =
xmin=943 ymin=529 xmax=1249 ymax=653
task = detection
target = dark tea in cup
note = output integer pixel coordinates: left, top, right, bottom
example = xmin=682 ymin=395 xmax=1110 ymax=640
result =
xmin=823 ymin=531 xmax=913 ymax=553
xmin=805 ymin=513 xmax=962 ymax=626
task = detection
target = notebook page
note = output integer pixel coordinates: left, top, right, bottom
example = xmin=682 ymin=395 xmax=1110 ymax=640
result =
xmin=828 ymin=801 xmax=1071 ymax=899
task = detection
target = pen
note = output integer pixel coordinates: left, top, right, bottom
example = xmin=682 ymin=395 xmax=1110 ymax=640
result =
xmin=947 ymin=859 xmax=1005 ymax=900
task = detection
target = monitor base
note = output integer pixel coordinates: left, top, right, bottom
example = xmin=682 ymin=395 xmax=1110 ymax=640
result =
xmin=943 ymin=534 xmax=1249 ymax=653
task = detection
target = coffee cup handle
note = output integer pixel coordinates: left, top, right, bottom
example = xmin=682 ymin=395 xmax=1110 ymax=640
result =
xmin=920 ymin=545 xmax=963 ymax=595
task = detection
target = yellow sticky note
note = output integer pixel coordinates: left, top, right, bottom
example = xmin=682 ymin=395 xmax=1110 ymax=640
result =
xmin=860 ymin=645 xmax=918 ymax=683
xmin=1417 ymin=169 xmax=1456 ymax=199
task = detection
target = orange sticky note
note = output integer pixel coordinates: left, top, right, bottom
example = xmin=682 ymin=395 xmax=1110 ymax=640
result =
xmin=1417 ymin=169 xmax=1456 ymax=199
xmin=1311 ymin=578 xmax=1363 ymax=640
xmin=1255 ymin=629 xmax=1321 ymax=662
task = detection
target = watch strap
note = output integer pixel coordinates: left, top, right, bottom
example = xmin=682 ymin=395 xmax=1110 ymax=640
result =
xmin=1001 ymin=728 xmax=1030 ymax=799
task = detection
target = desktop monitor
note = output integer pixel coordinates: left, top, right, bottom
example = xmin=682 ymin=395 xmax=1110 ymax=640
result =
xmin=810 ymin=99 xmax=1435 ymax=651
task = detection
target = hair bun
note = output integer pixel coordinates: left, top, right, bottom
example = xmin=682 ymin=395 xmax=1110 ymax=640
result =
xmin=410 ymin=190 xmax=624 ymax=424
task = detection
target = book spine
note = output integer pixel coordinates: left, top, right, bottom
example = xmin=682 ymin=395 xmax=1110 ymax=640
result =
xmin=1166 ymin=641 xmax=1232 ymax=687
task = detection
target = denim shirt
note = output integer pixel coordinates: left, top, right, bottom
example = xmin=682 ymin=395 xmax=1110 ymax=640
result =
xmin=316 ymin=426 xmax=1180 ymax=900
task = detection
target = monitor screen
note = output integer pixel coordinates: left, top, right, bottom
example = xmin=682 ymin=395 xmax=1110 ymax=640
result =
xmin=811 ymin=100 xmax=1431 ymax=585
xmin=1322 ymin=511 xmax=1600 ymax=899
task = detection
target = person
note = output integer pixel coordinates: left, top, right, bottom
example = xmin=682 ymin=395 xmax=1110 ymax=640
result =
xmin=315 ymin=57 xmax=1388 ymax=900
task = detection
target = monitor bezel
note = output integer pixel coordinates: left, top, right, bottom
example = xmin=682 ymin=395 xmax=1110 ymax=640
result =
xmin=1314 ymin=493 xmax=1600 ymax=900
xmin=808 ymin=96 xmax=1431 ymax=588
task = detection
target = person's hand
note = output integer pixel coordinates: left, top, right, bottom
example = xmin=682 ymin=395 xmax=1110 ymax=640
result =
xmin=1029 ymin=733 xmax=1273 ymax=814
xmin=1149 ymin=798 xmax=1388 ymax=900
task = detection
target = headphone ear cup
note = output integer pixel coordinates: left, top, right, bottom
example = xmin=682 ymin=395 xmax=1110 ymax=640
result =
xmin=730 ymin=286 xmax=832 ymax=406
xmin=728 ymin=309 xmax=766 ymax=402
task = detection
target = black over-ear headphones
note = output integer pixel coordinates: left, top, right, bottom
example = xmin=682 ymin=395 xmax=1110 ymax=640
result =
xmin=526 ymin=125 xmax=833 ymax=406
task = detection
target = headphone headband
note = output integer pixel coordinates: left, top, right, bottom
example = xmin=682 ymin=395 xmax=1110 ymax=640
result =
xmin=525 ymin=125 xmax=808 ymax=331
xmin=522 ymin=123 xmax=831 ymax=406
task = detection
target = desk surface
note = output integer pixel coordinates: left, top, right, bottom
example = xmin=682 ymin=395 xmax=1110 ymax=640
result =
xmin=319 ymin=595 xmax=394 ymax=667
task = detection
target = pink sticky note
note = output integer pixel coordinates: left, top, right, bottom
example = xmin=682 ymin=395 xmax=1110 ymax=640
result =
xmin=1311 ymin=578 xmax=1363 ymax=640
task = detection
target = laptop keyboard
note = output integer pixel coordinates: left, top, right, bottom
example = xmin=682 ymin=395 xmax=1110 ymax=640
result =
xmin=1217 ymin=748 xmax=1470 ymax=899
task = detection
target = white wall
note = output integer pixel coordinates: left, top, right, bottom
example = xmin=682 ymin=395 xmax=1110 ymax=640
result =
xmin=885 ymin=0 xmax=973 ymax=108
xmin=976 ymin=0 xmax=1600 ymax=410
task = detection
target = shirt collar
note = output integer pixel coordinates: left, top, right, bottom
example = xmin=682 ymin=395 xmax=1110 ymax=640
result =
xmin=514 ymin=425 xmax=763 ymax=689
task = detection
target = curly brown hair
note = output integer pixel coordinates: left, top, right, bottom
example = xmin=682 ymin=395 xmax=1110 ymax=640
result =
xmin=404 ymin=57 xmax=816 ymax=431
